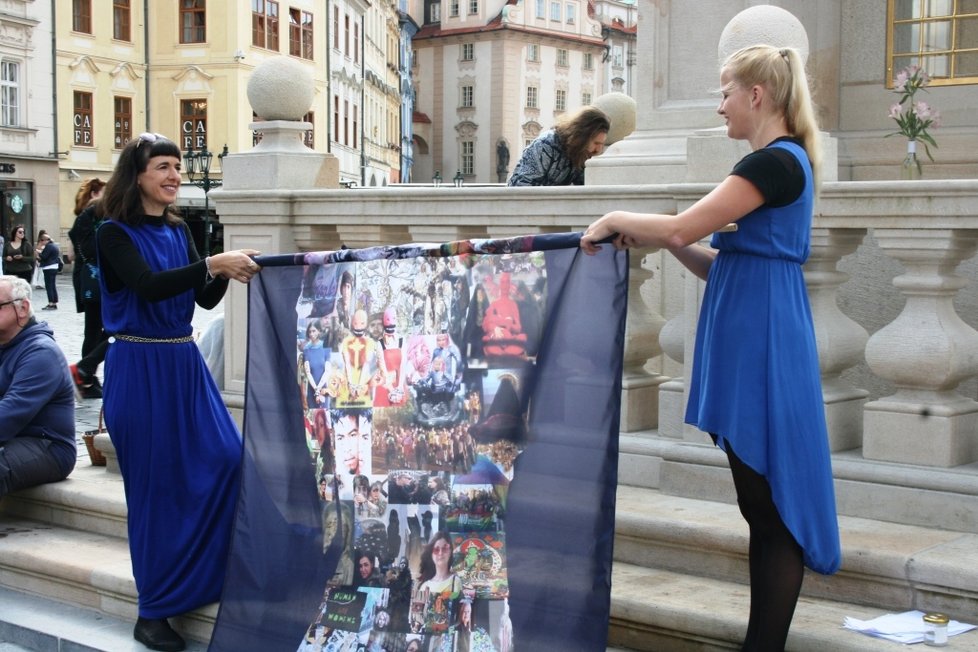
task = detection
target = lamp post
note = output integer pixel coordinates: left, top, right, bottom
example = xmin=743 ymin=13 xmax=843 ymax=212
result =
xmin=453 ymin=170 xmax=464 ymax=187
xmin=432 ymin=170 xmax=442 ymax=187
xmin=183 ymin=144 xmax=228 ymax=256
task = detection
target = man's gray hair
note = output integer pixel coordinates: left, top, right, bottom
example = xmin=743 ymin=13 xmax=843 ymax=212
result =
xmin=0 ymin=275 xmax=33 ymax=318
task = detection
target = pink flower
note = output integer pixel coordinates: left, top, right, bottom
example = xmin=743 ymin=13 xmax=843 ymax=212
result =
xmin=894 ymin=70 xmax=909 ymax=90
xmin=915 ymin=101 xmax=932 ymax=120
xmin=888 ymin=103 xmax=902 ymax=119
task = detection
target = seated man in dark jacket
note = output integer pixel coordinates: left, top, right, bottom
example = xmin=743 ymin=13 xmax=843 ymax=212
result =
xmin=0 ymin=275 xmax=76 ymax=497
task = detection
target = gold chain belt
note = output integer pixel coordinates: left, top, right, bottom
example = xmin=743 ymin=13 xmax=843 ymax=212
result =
xmin=111 ymin=334 xmax=195 ymax=344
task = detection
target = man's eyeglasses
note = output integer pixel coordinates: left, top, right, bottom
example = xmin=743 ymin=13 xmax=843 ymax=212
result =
xmin=135 ymin=132 xmax=169 ymax=148
xmin=0 ymin=299 xmax=21 ymax=310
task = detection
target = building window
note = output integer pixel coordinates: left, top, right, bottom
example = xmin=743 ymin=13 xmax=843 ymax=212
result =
xmin=180 ymin=0 xmax=206 ymax=44
xmin=114 ymin=96 xmax=132 ymax=148
xmin=450 ymin=0 xmax=459 ymax=17
xmin=73 ymin=0 xmax=92 ymax=34
xmin=469 ymin=0 xmax=478 ymax=14
xmin=550 ymin=1 xmax=560 ymax=20
xmin=887 ymin=0 xmax=978 ymax=86
xmin=461 ymin=43 xmax=474 ymax=61
xmin=352 ymin=105 xmax=358 ymax=148
xmin=0 ymin=61 xmax=19 ymax=127
xmin=344 ymin=14 xmax=350 ymax=57
xmin=354 ymin=22 xmax=359 ymax=63
xmin=556 ymin=49 xmax=568 ymax=67
xmin=73 ymin=91 xmax=94 ymax=146
xmin=289 ymin=9 xmax=313 ymax=59
xmin=583 ymin=52 xmax=593 ymax=70
xmin=114 ymin=1 xmax=131 ymax=41
xmin=303 ymin=111 xmax=314 ymax=148
xmin=461 ymin=85 xmax=473 ymax=108
xmin=526 ymin=85 xmax=538 ymax=108
xmin=333 ymin=96 xmax=340 ymax=144
xmin=431 ymin=2 xmax=441 ymax=22
xmin=180 ymin=98 xmax=208 ymax=151
xmin=535 ymin=0 xmax=545 ymax=18
xmin=612 ymin=45 xmax=623 ymax=68
xmin=527 ymin=44 xmax=539 ymax=62
xmin=461 ymin=140 xmax=474 ymax=175
xmin=582 ymin=91 xmax=592 ymax=105
xmin=344 ymin=99 xmax=349 ymax=146
xmin=565 ymin=3 xmax=575 ymax=23
xmin=252 ymin=0 xmax=280 ymax=50
xmin=555 ymin=89 xmax=566 ymax=111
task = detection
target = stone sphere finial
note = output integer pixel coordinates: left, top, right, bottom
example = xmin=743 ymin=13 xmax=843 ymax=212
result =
xmin=247 ymin=56 xmax=315 ymax=121
xmin=592 ymin=92 xmax=637 ymax=145
xmin=718 ymin=5 xmax=809 ymax=65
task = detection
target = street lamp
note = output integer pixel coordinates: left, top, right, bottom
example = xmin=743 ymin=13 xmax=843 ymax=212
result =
xmin=183 ymin=143 xmax=228 ymax=255
xmin=432 ymin=170 xmax=442 ymax=187
xmin=453 ymin=170 xmax=464 ymax=187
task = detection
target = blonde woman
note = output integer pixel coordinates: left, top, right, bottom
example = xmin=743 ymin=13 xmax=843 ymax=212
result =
xmin=583 ymin=45 xmax=840 ymax=650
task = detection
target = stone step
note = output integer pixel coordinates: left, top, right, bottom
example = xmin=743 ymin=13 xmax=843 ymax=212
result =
xmin=615 ymin=484 xmax=978 ymax=621
xmin=0 ymin=515 xmax=217 ymax=647
xmin=0 ymin=586 xmax=208 ymax=652
xmin=619 ymin=432 xmax=978 ymax=534
xmin=608 ymin=562 xmax=978 ymax=651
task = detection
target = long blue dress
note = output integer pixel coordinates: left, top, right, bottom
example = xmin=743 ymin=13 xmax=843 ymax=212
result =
xmin=100 ymin=219 xmax=242 ymax=618
xmin=684 ymin=140 xmax=841 ymax=575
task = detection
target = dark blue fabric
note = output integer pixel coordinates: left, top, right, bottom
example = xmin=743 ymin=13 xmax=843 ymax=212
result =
xmin=211 ymin=232 xmax=627 ymax=652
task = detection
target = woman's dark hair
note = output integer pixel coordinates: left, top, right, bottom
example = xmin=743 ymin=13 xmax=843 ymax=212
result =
xmin=97 ymin=134 xmax=183 ymax=226
xmin=417 ymin=531 xmax=452 ymax=583
xmin=554 ymin=106 xmax=610 ymax=168
xmin=73 ymin=178 xmax=106 ymax=216
xmin=9 ymin=224 xmax=26 ymax=241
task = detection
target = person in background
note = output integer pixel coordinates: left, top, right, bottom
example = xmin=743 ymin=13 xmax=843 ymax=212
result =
xmin=95 ymin=132 xmax=260 ymax=652
xmin=0 ymin=230 xmax=5 ymax=274
xmin=3 ymin=225 xmax=34 ymax=285
xmin=0 ymin=275 xmax=76 ymax=498
xmin=31 ymin=230 xmax=48 ymax=289
xmin=35 ymin=234 xmax=61 ymax=311
xmin=507 ymin=106 xmax=610 ymax=186
xmin=581 ymin=44 xmax=841 ymax=651
xmin=68 ymin=177 xmax=107 ymax=399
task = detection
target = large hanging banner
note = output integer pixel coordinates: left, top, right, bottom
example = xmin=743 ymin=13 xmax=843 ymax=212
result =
xmin=210 ymin=232 xmax=628 ymax=652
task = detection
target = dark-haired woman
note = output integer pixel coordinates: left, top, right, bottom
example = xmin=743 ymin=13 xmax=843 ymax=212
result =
xmin=96 ymin=132 xmax=261 ymax=652
xmin=507 ymin=106 xmax=610 ymax=186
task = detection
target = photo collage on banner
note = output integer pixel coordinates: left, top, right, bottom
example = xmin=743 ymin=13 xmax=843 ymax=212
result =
xmin=294 ymin=249 xmax=547 ymax=652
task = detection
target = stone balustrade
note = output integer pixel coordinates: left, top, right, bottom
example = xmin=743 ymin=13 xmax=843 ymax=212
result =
xmin=211 ymin=178 xmax=978 ymax=469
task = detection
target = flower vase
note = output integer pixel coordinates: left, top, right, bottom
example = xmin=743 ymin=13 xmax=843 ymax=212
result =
xmin=901 ymin=140 xmax=922 ymax=180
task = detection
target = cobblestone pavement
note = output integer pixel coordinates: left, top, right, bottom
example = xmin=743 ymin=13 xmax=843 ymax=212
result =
xmin=29 ymin=272 xmax=224 ymax=452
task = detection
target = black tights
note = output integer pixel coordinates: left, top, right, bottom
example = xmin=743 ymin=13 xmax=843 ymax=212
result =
xmin=725 ymin=445 xmax=804 ymax=652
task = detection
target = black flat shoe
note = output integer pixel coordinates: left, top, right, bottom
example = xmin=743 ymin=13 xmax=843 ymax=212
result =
xmin=133 ymin=617 xmax=186 ymax=652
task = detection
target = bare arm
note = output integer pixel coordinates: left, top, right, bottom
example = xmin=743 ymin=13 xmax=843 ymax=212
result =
xmin=581 ymin=175 xmax=765 ymax=254
xmin=668 ymin=244 xmax=718 ymax=281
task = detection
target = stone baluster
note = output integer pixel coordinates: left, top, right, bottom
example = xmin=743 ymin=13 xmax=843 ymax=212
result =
xmin=806 ymin=227 xmax=870 ymax=451
xmin=862 ymin=228 xmax=978 ymax=467
xmin=656 ymin=311 xmax=685 ymax=439
xmin=620 ymin=250 xmax=668 ymax=432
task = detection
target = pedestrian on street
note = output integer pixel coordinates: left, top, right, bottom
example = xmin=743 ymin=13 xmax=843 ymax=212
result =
xmin=3 ymin=225 xmax=34 ymax=285
xmin=35 ymin=234 xmax=61 ymax=311
xmin=582 ymin=44 xmax=841 ymax=651
xmin=95 ymin=132 xmax=261 ymax=652
xmin=67 ymin=177 xmax=107 ymax=399
xmin=31 ymin=230 xmax=48 ymax=289
xmin=0 ymin=275 xmax=76 ymax=498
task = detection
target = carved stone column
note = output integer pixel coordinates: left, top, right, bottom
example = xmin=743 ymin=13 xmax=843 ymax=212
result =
xmin=806 ymin=227 xmax=870 ymax=451
xmin=863 ymin=228 xmax=978 ymax=467
xmin=656 ymin=311 xmax=685 ymax=439
xmin=620 ymin=250 xmax=668 ymax=432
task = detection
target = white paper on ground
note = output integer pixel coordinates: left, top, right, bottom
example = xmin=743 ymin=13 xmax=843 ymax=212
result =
xmin=843 ymin=610 xmax=977 ymax=644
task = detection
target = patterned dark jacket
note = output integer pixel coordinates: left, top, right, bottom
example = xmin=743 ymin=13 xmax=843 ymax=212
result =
xmin=507 ymin=130 xmax=584 ymax=186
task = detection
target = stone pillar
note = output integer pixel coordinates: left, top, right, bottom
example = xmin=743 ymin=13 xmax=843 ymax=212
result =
xmin=806 ymin=227 xmax=870 ymax=451
xmin=862 ymin=228 xmax=978 ymax=467
xmin=216 ymin=122 xmax=339 ymax=418
xmin=620 ymin=250 xmax=668 ymax=432
xmin=656 ymin=311 xmax=685 ymax=439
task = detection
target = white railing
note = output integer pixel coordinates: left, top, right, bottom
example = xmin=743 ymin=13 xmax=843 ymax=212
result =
xmin=212 ymin=179 xmax=978 ymax=469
